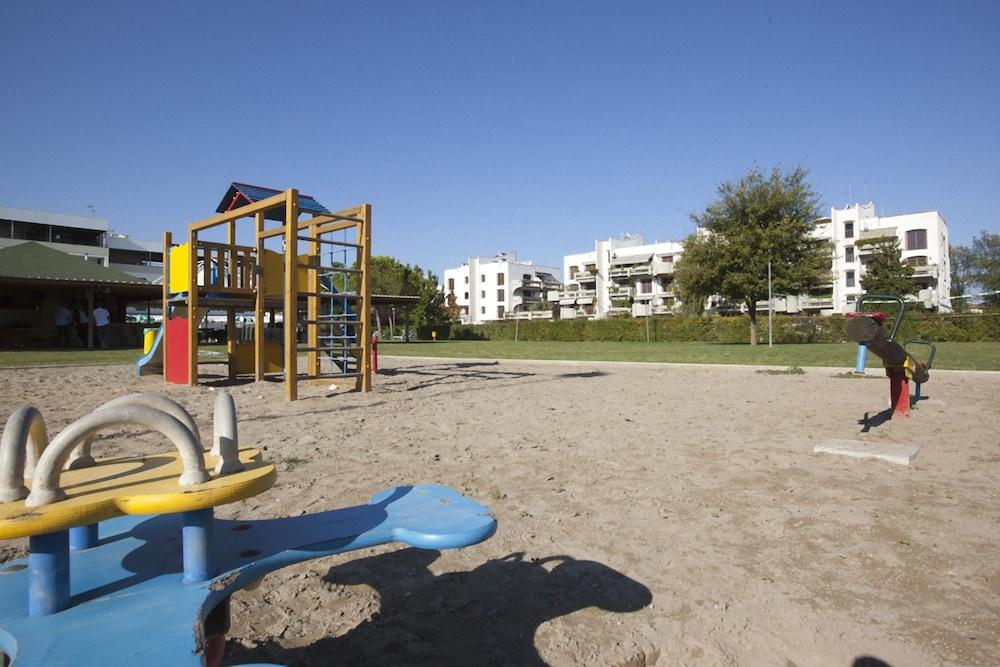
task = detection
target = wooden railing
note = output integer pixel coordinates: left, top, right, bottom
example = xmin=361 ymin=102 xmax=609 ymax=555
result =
xmin=196 ymin=241 xmax=256 ymax=294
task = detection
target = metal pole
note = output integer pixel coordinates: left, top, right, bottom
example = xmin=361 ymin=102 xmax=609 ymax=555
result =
xmin=767 ymin=259 xmax=773 ymax=349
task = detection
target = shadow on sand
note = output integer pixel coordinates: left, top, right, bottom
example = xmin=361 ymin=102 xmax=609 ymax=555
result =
xmin=223 ymin=549 xmax=651 ymax=666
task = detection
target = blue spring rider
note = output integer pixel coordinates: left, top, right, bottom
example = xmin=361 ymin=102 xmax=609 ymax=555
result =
xmin=0 ymin=392 xmax=496 ymax=666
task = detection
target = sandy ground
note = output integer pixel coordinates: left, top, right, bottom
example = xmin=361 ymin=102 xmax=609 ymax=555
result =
xmin=1 ymin=356 xmax=999 ymax=666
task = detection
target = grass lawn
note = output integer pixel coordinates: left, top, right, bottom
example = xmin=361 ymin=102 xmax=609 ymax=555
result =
xmin=378 ymin=340 xmax=1000 ymax=371
xmin=0 ymin=345 xmax=229 ymax=369
xmin=1 ymin=341 xmax=997 ymax=371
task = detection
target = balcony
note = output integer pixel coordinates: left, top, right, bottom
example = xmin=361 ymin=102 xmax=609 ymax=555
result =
xmin=650 ymin=259 xmax=675 ymax=275
xmin=800 ymin=296 xmax=834 ymax=310
xmin=609 ymin=285 xmax=634 ymax=299
xmin=609 ymin=265 xmax=651 ymax=278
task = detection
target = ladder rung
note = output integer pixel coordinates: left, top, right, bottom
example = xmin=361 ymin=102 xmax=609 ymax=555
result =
xmin=298 ymin=291 xmax=360 ymax=299
xmin=318 ymin=335 xmax=356 ymax=340
xmin=296 ymin=236 xmax=362 ymax=248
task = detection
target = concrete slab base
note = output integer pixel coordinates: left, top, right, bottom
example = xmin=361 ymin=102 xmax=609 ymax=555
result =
xmin=813 ymin=439 xmax=919 ymax=465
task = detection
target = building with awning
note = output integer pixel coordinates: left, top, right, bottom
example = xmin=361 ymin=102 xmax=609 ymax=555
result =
xmin=0 ymin=242 xmax=160 ymax=348
xmin=558 ymin=234 xmax=685 ymax=319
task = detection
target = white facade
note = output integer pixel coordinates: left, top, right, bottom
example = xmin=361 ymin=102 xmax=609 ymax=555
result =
xmin=558 ymin=235 xmax=685 ymax=319
xmin=443 ymin=252 xmax=561 ymax=324
xmin=769 ymin=203 xmax=952 ymax=315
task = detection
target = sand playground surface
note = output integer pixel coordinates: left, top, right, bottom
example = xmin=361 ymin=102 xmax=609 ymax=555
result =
xmin=1 ymin=356 xmax=998 ymax=666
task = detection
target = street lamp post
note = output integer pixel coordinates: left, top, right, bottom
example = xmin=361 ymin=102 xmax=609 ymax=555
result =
xmin=767 ymin=257 xmax=773 ymax=349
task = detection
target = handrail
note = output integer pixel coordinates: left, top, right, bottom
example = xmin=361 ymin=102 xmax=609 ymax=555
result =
xmin=26 ymin=405 xmax=210 ymax=507
xmin=211 ymin=391 xmax=243 ymax=474
xmin=0 ymin=406 xmax=48 ymax=503
xmin=855 ymin=294 xmax=905 ymax=341
xmin=67 ymin=394 xmax=202 ymax=469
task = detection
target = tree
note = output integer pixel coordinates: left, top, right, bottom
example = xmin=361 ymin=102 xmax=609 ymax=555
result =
xmin=674 ymin=166 xmax=830 ymax=345
xmin=859 ymin=238 xmax=916 ymax=296
xmin=968 ymin=230 xmax=1000 ymax=308
xmin=368 ymin=255 xmax=447 ymax=334
xmin=949 ymin=243 xmax=975 ymax=312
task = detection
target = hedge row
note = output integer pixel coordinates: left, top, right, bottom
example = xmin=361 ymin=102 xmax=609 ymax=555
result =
xmin=418 ymin=312 xmax=1000 ymax=344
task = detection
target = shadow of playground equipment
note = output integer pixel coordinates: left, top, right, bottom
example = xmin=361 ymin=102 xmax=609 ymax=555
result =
xmin=224 ymin=549 xmax=652 ymax=666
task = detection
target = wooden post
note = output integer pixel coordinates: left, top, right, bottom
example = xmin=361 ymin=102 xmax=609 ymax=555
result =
xmin=306 ymin=220 xmax=320 ymax=378
xmin=226 ymin=220 xmax=237 ymax=380
xmin=358 ymin=204 xmax=372 ymax=392
xmin=86 ymin=289 xmax=94 ymax=349
xmin=283 ymin=190 xmax=299 ymax=401
xmin=162 ymin=232 xmax=172 ymax=377
xmin=188 ymin=229 xmax=199 ymax=386
xmin=226 ymin=307 xmax=236 ymax=380
xmin=254 ymin=212 xmax=265 ymax=382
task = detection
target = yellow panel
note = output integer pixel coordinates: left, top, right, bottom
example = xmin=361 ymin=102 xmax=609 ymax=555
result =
xmin=169 ymin=243 xmax=190 ymax=294
xmin=0 ymin=449 xmax=275 ymax=540
xmin=262 ymin=249 xmax=283 ymax=297
xmin=233 ymin=340 xmax=282 ymax=374
xmin=297 ymin=261 xmax=309 ymax=292
xmin=261 ymin=250 xmax=310 ymax=295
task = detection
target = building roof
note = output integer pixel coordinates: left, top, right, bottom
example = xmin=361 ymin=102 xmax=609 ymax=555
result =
xmin=216 ymin=182 xmax=330 ymax=221
xmin=0 ymin=204 xmax=108 ymax=232
xmin=0 ymin=242 xmax=152 ymax=286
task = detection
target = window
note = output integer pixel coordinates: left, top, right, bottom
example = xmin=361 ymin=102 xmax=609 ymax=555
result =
xmin=845 ymin=246 xmax=855 ymax=263
xmin=569 ymin=266 xmax=578 ymax=279
xmin=638 ymin=279 xmax=652 ymax=294
xmin=844 ymin=221 xmax=854 ymax=239
xmin=497 ymin=273 xmax=504 ymax=285
xmin=480 ymin=290 xmax=485 ymax=298
xmin=497 ymin=289 xmax=505 ymax=301
xmin=448 ymin=278 xmax=455 ymax=290
xmin=497 ymin=305 xmax=505 ymax=318
xmin=480 ymin=274 xmax=485 ymax=283
xmin=464 ymin=276 xmax=469 ymax=284
xmin=463 ymin=292 xmax=469 ymax=299
xmin=846 ymin=270 xmax=855 ymax=288
xmin=906 ymin=229 xmax=928 ymax=250
xmin=480 ymin=306 xmax=485 ymax=314
xmin=905 ymin=256 xmax=928 ymax=266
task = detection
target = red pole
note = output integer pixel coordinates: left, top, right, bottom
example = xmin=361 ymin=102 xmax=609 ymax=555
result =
xmin=888 ymin=369 xmax=909 ymax=417
xmin=371 ymin=335 xmax=378 ymax=373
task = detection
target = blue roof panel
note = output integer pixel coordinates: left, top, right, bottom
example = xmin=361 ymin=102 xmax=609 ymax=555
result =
xmin=216 ymin=182 xmax=331 ymax=220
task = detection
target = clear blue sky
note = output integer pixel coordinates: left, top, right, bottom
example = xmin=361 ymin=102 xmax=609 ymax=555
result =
xmin=2 ymin=1 xmax=998 ymax=277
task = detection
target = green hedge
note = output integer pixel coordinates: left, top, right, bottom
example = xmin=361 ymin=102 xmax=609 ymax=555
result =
xmin=426 ymin=312 xmax=1000 ymax=344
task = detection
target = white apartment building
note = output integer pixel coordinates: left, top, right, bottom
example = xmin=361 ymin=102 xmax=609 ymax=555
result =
xmin=0 ymin=205 xmax=162 ymax=282
xmin=767 ymin=203 xmax=951 ymax=315
xmin=443 ymin=252 xmax=561 ymax=324
xmin=558 ymin=234 xmax=684 ymax=319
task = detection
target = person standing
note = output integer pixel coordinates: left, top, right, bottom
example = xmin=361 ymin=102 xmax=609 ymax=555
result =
xmin=54 ymin=301 xmax=73 ymax=347
xmin=93 ymin=302 xmax=111 ymax=348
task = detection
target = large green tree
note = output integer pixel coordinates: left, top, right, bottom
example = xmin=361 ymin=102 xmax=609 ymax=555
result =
xmin=674 ymin=166 xmax=830 ymax=345
xmin=968 ymin=230 xmax=1000 ymax=308
xmin=368 ymin=255 xmax=447 ymax=334
xmin=949 ymin=243 xmax=975 ymax=312
xmin=859 ymin=238 xmax=916 ymax=296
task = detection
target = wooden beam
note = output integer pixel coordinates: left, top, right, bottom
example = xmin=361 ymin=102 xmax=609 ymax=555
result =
xmin=162 ymin=231 xmax=171 ymax=379
xmin=358 ymin=204 xmax=372 ymax=392
xmin=189 ymin=192 xmax=288 ymax=232
xmin=313 ymin=219 xmax=360 ymax=236
xmin=254 ymin=211 xmax=265 ymax=382
xmin=307 ymin=220 xmax=319 ymax=378
xmin=226 ymin=307 xmax=236 ymax=380
xmin=188 ymin=229 xmax=198 ymax=386
xmin=283 ymin=190 xmax=299 ymax=401
xmin=86 ymin=289 xmax=94 ymax=349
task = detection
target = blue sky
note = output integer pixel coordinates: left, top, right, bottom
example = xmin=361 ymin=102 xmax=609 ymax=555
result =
xmin=2 ymin=1 xmax=998 ymax=277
